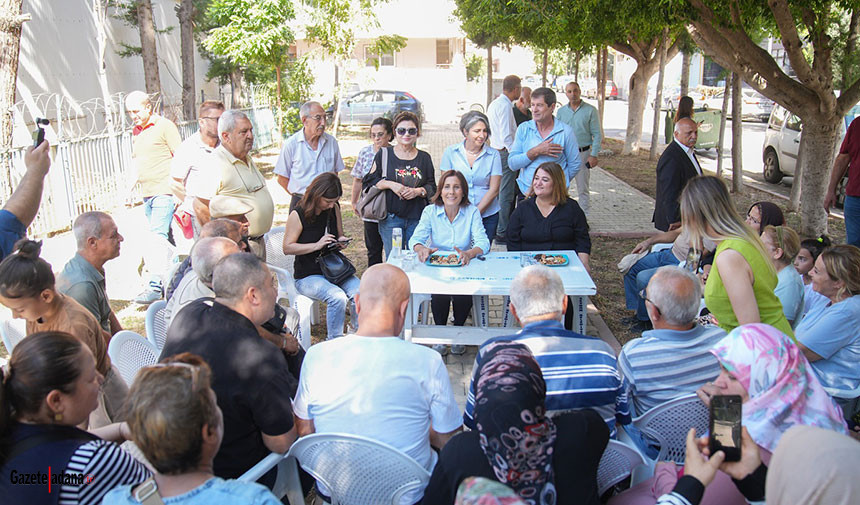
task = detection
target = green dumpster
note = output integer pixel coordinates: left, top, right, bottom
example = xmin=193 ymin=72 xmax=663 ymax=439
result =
xmin=663 ymin=107 xmax=722 ymax=149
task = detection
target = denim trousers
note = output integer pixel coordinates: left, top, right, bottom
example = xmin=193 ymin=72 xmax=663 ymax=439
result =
xmin=143 ymin=195 xmax=176 ymax=291
xmin=295 ymin=274 xmax=360 ymax=339
xmin=378 ymin=213 xmax=419 ymax=259
xmin=845 ymin=195 xmax=860 ymax=248
xmin=482 ymin=212 xmax=499 ymax=244
xmin=623 ymin=248 xmax=680 ymax=321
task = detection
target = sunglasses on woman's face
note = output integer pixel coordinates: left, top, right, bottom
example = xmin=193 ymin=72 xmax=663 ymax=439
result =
xmin=396 ymin=127 xmax=418 ymax=136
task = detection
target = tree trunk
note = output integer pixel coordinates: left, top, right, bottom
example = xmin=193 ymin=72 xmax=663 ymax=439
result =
xmin=622 ymin=65 xmax=652 ymax=155
xmin=731 ymin=72 xmax=743 ymax=194
xmin=596 ymin=47 xmax=605 ymax=138
xmin=650 ymin=29 xmax=669 ymax=161
xmin=574 ymin=51 xmax=580 ymax=82
xmin=801 ymin=117 xmax=843 ymax=236
xmin=788 ymin=135 xmax=804 ymax=212
xmin=0 ymin=0 xmax=26 ymax=153
xmin=541 ymin=48 xmax=548 ymax=87
xmin=136 ymin=0 xmax=161 ymax=95
xmin=842 ymin=10 xmax=859 ymax=92
xmin=275 ymin=63 xmax=283 ymax=142
xmin=680 ymin=50 xmax=691 ymax=97
xmin=229 ymin=66 xmax=245 ymax=108
xmin=178 ymin=0 xmax=195 ymax=121
xmin=716 ymin=76 xmax=730 ymax=176
xmin=486 ymin=45 xmax=493 ymax=108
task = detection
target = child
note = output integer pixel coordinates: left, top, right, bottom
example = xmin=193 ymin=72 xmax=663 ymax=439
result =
xmin=795 ymin=235 xmax=832 ymax=318
xmin=761 ymin=225 xmax=805 ymax=327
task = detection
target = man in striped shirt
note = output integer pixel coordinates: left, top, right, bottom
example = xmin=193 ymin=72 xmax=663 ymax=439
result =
xmin=618 ymin=266 xmax=724 ymax=416
xmin=464 ymin=265 xmax=631 ymax=437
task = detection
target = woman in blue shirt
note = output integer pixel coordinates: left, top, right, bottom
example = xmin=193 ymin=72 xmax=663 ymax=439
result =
xmin=796 ymin=245 xmax=860 ymax=399
xmin=410 ymin=170 xmax=490 ymax=355
xmin=440 ymin=111 xmax=502 ymax=242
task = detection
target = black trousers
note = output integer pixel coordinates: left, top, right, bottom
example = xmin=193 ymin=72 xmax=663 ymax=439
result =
xmin=363 ymin=220 xmax=384 ymax=266
xmin=431 ymin=294 xmax=473 ymax=326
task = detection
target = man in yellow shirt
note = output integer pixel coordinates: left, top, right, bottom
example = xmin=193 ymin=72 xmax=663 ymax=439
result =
xmin=191 ymin=109 xmax=274 ymax=260
xmin=125 ymin=91 xmax=182 ymax=304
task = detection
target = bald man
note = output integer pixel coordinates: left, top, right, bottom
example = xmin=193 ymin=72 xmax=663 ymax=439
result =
xmin=293 ymin=264 xmax=462 ymax=504
xmin=653 ymin=117 xmax=701 ymax=231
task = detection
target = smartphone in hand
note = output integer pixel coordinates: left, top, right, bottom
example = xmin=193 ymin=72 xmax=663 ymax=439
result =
xmin=709 ymin=394 xmax=743 ymax=462
xmin=32 ymin=118 xmax=49 ymax=148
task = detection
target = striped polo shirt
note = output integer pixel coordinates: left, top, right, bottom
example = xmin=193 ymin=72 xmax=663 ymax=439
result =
xmin=617 ymin=324 xmax=725 ymax=416
xmin=464 ymin=320 xmax=631 ymax=437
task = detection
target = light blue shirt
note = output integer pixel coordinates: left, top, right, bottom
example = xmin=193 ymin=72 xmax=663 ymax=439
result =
xmin=802 ymin=283 xmax=830 ymax=318
xmin=408 ymin=203 xmax=490 ymax=254
xmin=274 ymin=130 xmax=345 ymax=194
xmin=775 ymin=264 xmax=805 ymax=327
xmin=796 ymin=295 xmax=860 ymax=392
xmin=439 ymin=142 xmax=502 ymax=218
xmin=555 ymin=101 xmax=602 ymax=157
xmin=508 ymin=118 xmax=581 ymax=194
xmin=104 ymin=477 xmax=281 ymax=505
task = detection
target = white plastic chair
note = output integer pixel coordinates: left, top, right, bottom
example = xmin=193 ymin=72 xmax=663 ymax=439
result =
xmin=238 ymin=452 xmax=298 ymax=500
xmin=283 ymin=432 xmax=431 ymax=505
xmin=650 ymin=242 xmax=673 ymax=253
xmin=107 ymin=330 xmax=160 ymax=386
xmin=597 ymin=439 xmax=647 ymax=495
xmin=144 ymin=300 xmax=168 ymax=351
xmin=265 ymin=226 xmax=319 ymax=349
xmin=0 ymin=319 xmax=27 ymax=353
xmin=633 ymin=394 xmax=709 ymax=464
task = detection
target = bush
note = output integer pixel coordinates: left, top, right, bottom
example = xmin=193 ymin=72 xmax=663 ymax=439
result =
xmin=467 ymin=54 xmax=485 ymax=82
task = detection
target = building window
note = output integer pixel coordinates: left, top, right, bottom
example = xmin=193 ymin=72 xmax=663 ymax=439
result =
xmin=436 ymin=39 xmax=452 ymax=67
xmin=365 ymin=46 xmax=395 ymax=67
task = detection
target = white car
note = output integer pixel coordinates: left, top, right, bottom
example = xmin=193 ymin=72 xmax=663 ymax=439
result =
xmin=761 ymin=104 xmax=859 ymax=206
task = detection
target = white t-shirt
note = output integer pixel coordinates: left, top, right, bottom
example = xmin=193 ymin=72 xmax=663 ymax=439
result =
xmin=171 ymin=132 xmax=217 ymax=215
xmin=293 ymin=334 xmax=462 ymax=504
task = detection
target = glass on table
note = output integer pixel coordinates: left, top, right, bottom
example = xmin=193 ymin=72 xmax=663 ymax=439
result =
xmin=520 ymin=253 xmax=538 ymax=267
xmin=401 ymin=250 xmax=416 ymax=271
xmin=391 ymin=227 xmax=403 ymax=258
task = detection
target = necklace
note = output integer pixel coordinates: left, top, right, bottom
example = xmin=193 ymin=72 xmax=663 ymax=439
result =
xmin=464 ymin=142 xmax=481 ymax=156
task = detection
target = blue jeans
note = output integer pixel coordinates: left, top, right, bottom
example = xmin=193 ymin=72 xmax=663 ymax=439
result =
xmin=845 ymin=195 xmax=860 ymax=248
xmin=497 ymin=150 xmax=517 ymax=238
xmin=623 ymin=248 xmax=680 ymax=321
xmin=482 ymin=212 xmax=499 ymax=244
xmin=295 ymin=274 xmax=360 ymax=339
xmin=143 ymin=195 xmax=176 ymax=291
xmin=378 ymin=213 xmax=419 ymax=259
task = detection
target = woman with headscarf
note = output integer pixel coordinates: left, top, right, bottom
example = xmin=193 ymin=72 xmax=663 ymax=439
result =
xmin=744 ymin=201 xmax=784 ymax=236
xmin=609 ymin=324 xmax=847 ymax=505
xmin=421 ymin=341 xmax=609 ymax=505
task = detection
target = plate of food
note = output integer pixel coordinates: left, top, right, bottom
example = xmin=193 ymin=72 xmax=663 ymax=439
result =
xmin=533 ymin=253 xmax=569 ymax=266
xmin=426 ymin=252 xmax=462 ymax=267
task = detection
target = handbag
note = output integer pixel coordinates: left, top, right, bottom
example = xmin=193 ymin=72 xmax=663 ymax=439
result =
xmin=316 ymin=217 xmax=356 ymax=285
xmin=356 ymin=147 xmax=390 ymax=220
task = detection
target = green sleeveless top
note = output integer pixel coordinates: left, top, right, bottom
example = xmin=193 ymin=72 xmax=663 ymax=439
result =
xmin=705 ymin=238 xmax=795 ymax=338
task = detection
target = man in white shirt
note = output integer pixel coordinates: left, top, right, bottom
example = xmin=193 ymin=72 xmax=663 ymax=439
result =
xmin=171 ymin=100 xmax=225 ymax=238
xmin=487 ymin=75 xmax=521 ymax=244
xmin=274 ymin=101 xmax=346 ymax=211
xmin=293 ymin=263 xmax=462 ymax=505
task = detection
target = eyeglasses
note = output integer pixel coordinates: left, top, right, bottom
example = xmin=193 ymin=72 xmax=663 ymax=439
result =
xmin=308 ymin=115 xmax=325 ymax=122
xmin=396 ymin=127 xmax=418 ymax=136
xmin=370 ymin=132 xmax=387 ymax=139
xmin=638 ymin=288 xmax=661 ymax=314
xmin=746 ymin=213 xmax=761 ymax=226
xmin=144 ymin=362 xmax=200 ymax=392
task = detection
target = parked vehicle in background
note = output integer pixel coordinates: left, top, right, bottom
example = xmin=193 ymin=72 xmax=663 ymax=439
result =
xmin=701 ymin=89 xmax=774 ymax=122
xmin=583 ymin=79 xmax=618 ymax=100
xmin=326 ymin=90 xmax=424 ymax=125
xmin=761 ymin=104 xmax=860 ymax=206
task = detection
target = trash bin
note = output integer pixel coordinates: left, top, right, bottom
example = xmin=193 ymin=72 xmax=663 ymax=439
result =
xmin=663 ymin=107 xmax=722 ymax=150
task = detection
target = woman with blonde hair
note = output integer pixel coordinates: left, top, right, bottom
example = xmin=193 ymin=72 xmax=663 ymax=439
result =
xmin=796 ymin=244 xmax=860 ymax=397
xmin=760 ymin=225 xmax=804 ymax=327
xmin=680 ymin=176 xmax=793 ymax=336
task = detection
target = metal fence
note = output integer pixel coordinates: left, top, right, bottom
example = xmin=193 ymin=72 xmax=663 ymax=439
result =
xmin=1 ymin=104 xmax=278 ymax=237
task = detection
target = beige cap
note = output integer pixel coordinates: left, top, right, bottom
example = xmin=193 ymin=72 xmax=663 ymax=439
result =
xmin=209 ymin=195 xmax=253 ymax=218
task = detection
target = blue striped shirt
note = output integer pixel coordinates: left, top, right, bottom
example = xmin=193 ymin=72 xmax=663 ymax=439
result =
xmin=617 ymin=324 xmax=725 ymax=416
xmin=464 ymin=320 xmax=631 ymax=437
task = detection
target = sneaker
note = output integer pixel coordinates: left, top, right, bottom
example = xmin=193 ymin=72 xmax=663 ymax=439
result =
xmin=450 ymin=344 xmax=466 ymax=355
xmin=629 ymin=319 xmax=653 ymax=332
xmin=432 ymin=344 xmax=449 ymax=356
xmin=134 ymin=289 xmax=162 ymax=305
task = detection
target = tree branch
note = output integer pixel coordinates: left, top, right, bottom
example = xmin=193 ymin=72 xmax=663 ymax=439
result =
xmin=767 ymin=0 xmax=815 ymax=86
xmin=837 ymin=76 xmax=860 ymax=117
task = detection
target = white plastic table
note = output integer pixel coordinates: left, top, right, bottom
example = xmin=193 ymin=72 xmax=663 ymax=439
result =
xmin=388 ymin=250 xmax=597 ymax=345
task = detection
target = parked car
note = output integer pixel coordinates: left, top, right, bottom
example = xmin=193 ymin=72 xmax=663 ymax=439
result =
xmin=761 ymin=104 xmax=859 ymax=206
xmin=701 ymin=89 xmax=773 ymax=122
xmin=584 ymin=80 xmax=618 ymax=100
xmin=326 ymin=90 xmax=424 ymax=126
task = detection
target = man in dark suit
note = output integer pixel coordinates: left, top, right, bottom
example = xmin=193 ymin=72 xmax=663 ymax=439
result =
xmin=653 ymin=118 xmax=700 ymax=231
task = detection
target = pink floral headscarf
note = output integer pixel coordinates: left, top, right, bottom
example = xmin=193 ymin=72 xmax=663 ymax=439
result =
xmin=710 ymin=323 xmax=847 ymax=452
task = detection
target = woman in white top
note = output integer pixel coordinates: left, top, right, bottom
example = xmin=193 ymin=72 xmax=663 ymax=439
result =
xmin=440 ymin=111 xmax=502 ymax=242
xmin=409 ymin=170 xmax=490 ymax=355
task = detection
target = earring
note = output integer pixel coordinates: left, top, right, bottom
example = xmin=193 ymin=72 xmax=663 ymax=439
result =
xmin=54 ymin=413 xmax=63 ymax=422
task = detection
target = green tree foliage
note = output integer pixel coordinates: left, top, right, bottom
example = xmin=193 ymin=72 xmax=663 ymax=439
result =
xmin=466 ymin=54 xmax=485 ymax=82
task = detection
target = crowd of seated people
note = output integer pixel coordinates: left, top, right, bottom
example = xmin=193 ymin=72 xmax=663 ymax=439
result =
xmin=3 ymin=85 xmax=860 ymax=505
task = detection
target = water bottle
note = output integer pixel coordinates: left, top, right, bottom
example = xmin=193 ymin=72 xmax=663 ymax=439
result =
xmin=391 ymin=227 xmax=403 ymax=259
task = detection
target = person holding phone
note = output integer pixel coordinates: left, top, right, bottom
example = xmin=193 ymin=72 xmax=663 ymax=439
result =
xmin=409 ymin=170 xmax=490 ymax=356
xmin=609 ymin=324 xmax=847 ymax=505
xmin=283 ymin=172 xmax=358 ymax=340
xmin=0 ymin=139 xmax=51 ymax=261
